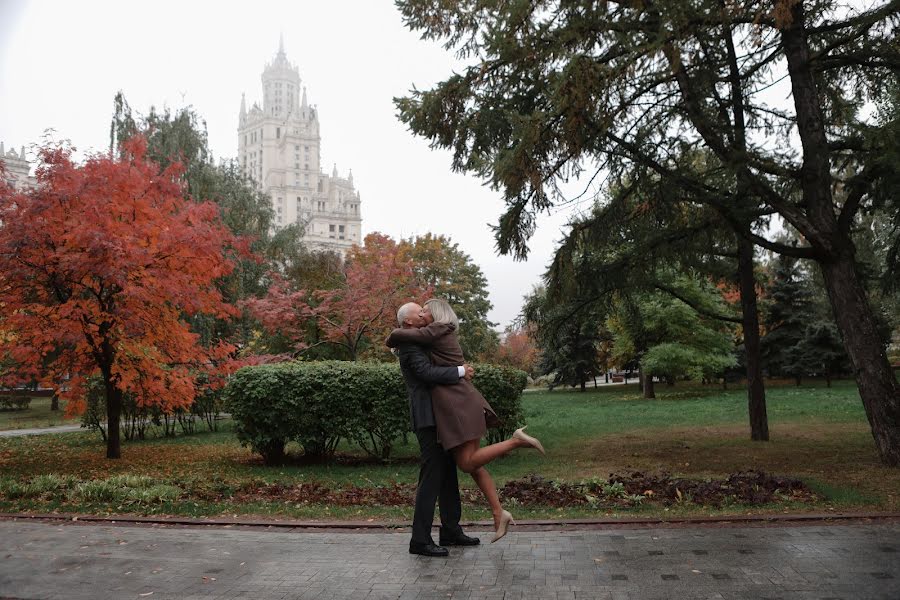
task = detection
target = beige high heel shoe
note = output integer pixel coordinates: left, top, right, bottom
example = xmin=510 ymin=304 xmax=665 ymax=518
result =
xmin=491 ymin=509 xmax=514 ymax=543
xmin=513 ymin=426 xmax=545 ymax=455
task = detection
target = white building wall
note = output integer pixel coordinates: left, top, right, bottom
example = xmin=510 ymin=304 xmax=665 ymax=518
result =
xmin=238 ymin=39 xmax=362 ymax=254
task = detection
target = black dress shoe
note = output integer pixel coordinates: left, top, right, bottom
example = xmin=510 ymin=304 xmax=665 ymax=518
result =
xmin=439 ymin=532 xmax=481 ymax=546
xmin=409 ymin=542 xmax=449 ymax=557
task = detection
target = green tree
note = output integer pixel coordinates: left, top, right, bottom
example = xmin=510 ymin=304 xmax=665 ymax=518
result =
xmin=522 ymin=287 xmax=607 ymax=392
xmin=761 ymin=254 xmax=815 ymax=384
xmin=396 ymin=0 xmax=900 ymax=464
xmin=544 ymin=176 xmax=770 ymax=437
xmin=796 ymin=321 xmax=850 ymax=387
xmin=399 ymin=233 xmax=498 ymax=358
xmin=608 ymin=284 xmax=737 ymax=398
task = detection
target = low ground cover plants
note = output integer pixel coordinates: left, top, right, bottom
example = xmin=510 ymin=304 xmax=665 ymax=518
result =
xmin=0 ymin=380 xmax=896 ymax=521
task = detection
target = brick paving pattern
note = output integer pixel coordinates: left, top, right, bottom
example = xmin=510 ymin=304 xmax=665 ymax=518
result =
xmin=0 ymin=520 xmax=897 ymax=599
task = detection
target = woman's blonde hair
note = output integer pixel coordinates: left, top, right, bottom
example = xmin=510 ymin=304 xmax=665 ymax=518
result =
xmin=424 ymin=298 xmax=459 ymax=329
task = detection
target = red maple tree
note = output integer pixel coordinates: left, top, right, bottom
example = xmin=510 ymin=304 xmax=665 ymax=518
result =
xmin=0 ymin=137 xmax=242 ymax=458
xmin=493 ymin=326 xmax=539 ymax=375
xmin=247 ymin=233 xmax=429 ymax=360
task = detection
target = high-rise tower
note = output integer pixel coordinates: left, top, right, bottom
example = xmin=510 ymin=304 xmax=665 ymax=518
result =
xmin=238 ymin=38 xmax=362 ymax=253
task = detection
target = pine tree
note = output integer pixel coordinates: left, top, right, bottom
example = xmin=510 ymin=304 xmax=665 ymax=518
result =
xmin=762 ymin=254 xmax=814 ymax=384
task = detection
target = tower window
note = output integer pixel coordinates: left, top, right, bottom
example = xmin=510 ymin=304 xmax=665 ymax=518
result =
xmin=276 ymin=127 xmax=280 ymax=139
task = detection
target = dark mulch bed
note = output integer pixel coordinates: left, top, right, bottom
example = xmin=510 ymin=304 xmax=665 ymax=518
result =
xmin=230 ymin=470 xmax=816 ymax=509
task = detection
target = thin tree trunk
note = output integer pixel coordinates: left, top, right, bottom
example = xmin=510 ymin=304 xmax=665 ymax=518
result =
xmin=737 ymin=232 xmax=769 ymax=441
xmin=643 ymin=374 xmax=655 ymax=399
xmin=50 ymin=393 xmax=59 ymax=411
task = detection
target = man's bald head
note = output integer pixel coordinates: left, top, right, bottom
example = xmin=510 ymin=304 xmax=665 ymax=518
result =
xmin=397 ymin=302 xmax=424 ymax=328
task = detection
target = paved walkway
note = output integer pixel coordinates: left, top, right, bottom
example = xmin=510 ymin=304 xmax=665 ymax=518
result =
xmin=0 ymin=424 xmax=83 ymax=437
xmin=0 ymin=519 xmax=897 ymax=599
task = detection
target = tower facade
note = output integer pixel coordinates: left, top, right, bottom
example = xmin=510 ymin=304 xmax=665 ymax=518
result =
xmin=238 ymin=38 xmax=362 ymax=253
xmin=0 ymin=142 xmax=35 ymax=190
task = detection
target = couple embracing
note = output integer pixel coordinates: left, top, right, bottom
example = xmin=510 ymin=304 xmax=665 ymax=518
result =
xmin=389 ymin=298 xmax=545 ymax=557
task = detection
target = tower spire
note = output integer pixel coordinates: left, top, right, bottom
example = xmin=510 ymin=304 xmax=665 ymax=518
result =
xmin=278 ymin=33 xmax=285 ymax=57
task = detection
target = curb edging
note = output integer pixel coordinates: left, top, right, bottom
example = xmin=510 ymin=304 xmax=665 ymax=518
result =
xmin=1 ymin=511 xmax=898 ymax=531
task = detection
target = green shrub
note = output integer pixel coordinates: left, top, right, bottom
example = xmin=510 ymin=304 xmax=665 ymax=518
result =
xmin=345 ymin=362 xmax=408 ymax=462
xmin=0 ymin=395 xmax=31 ymax=410
xmin=222 ymin=364 xmax=295 ymax=465
xmin=286 ymin=361 xmax=364 ymax=460
xmin=225 ymin=360 xmax=528 ymax=464
xmin=473 ymin=363 xmax=528 ymax=444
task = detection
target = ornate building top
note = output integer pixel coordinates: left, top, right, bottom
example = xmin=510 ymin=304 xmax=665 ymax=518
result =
xmin=237 ymin=39 xmax=362 ymax=254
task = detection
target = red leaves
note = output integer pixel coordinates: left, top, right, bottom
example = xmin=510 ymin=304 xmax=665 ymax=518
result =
xmin=0 ymin=135 xmax=242 ymax=415
xmin=248 ymin=233 xmax=430 ymax=360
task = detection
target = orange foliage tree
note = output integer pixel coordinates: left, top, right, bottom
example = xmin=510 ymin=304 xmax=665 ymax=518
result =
xmin=0 ymin=138 xmax=241 ymax=458
xmin=492 ymin=326 xmax=539 ymax=376
xmin=247 ymin=233 xmax=428 ymax=360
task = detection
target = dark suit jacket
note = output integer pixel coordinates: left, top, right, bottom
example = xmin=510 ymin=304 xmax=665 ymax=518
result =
xmin=397 ymin=342 xmax=460 ymax=430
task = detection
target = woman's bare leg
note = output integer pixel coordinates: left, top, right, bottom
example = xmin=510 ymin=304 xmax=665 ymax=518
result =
xmin=453 ymin=437 xmax=525 ymax=473
xmin=469 ymin=466 xmax=503 ymax=526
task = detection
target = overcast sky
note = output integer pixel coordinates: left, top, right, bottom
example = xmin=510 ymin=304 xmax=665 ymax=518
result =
xmin=0 ymin=0 xmax=588 ymax=329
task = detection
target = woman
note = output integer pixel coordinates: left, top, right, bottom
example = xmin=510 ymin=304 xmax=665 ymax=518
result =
xmin=386 ymin=298 xmax=544 ymax=542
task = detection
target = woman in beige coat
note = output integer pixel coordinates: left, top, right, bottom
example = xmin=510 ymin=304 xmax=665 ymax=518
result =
xmin=387 ymin=298 xmax=544 ymax=541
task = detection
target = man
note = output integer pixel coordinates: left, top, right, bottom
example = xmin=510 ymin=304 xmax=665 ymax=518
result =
xmin=395 ymin=301 xmax=481 ymax=557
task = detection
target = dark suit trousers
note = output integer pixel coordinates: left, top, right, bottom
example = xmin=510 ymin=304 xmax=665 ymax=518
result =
xmin=411 ymin=426 xmax=462 ymax=545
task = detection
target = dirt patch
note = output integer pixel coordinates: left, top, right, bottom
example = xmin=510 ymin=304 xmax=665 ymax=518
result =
xmin=226 ymin=470 xmax=816 ymax=510
xmin=562 ymin=422 xmax=899 ymax=510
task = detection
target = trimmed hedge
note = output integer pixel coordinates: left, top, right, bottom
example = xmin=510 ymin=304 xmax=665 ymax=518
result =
xmin=223 ymin=360 xmax=527 ymax=465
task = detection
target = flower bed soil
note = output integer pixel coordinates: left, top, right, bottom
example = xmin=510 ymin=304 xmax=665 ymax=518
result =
xmin=232 ymin=470 xmax=816 ymax=509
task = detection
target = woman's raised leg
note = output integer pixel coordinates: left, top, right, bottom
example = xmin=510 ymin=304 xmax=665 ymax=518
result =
xmin=452 ymin=428 xmax=544 ymax=474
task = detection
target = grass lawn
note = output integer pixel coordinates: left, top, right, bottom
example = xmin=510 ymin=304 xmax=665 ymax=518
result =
xmin=0 ymin=397 xmax=72 ymax=431
xmin=0 ymin=379 xmax=897 ymax=522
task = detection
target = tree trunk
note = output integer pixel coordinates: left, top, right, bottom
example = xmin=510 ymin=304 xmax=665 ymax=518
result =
xmin=782 ymin=3 xmax=900 ymax=465
xmin=643 ymin=374 xmax=655 ymax=399
xmin=105 ymin=379 xmax=122 ymax=459
xmin=50 ymin=393 xmax=59 ymax=411
xmin=737 ymin=232 xmax=769 ymax=441
xmin=580 ymin=379 xmax=586 ymax=392
xmin=826 ymin=373 xmax=832 ymax=388
xmin=795 ymin=375 xmax=802 ymax=387
xmin=820 ymin=255 xmax=900 ymax=465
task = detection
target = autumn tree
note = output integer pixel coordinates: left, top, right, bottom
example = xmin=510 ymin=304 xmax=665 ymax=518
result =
xmin=398 ymin=233 xmax=498 ymax=358
xmin=491 ymin=325 xmax=539 ymax=376
xmin=109 ymin=93 xmax=306 ymax=352
xmin=0 ymin=138 xmax=241 ymax=458
xmin=396 ymin=0 xmax=900 ymax=464
xmin=248 ymin=233 xmax=427 ymax=360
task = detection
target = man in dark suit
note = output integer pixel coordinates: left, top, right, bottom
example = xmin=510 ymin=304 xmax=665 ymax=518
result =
xmin=396 ymin=301 xmax=481 ymax=557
